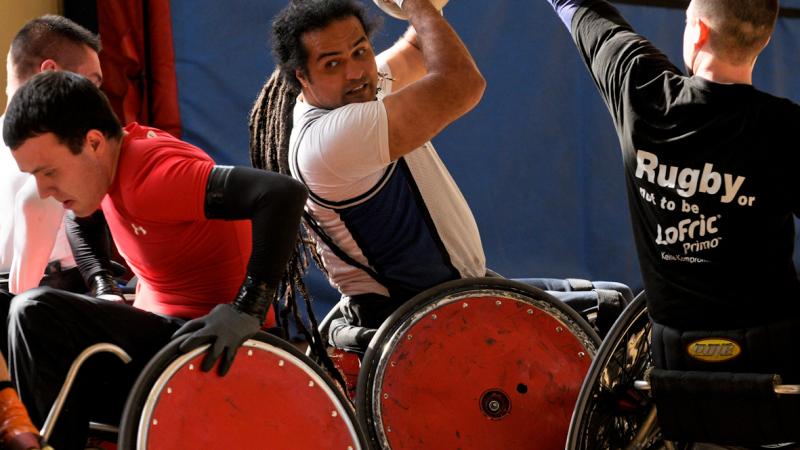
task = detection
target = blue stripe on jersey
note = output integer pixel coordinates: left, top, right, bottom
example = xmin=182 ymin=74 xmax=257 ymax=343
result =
xmin=337 ymin=159 xmax=460 ymax=296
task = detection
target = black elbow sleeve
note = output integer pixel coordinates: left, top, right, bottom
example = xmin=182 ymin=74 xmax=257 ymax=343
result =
xmin=65 ymin=210 xmax=117 ymax=287
xmin=204 ymin=166 xmax=307 ymax=220
xmin=203 ymin=165 xmax=307 ymax=288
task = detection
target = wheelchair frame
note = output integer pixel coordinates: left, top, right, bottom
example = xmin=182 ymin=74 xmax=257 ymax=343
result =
xmin=566 ymin=293 xmax=800 ymax=450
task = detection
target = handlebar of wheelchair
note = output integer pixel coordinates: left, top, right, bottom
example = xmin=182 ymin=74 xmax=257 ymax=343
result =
xmin=634 ymin=380 xmax=800 ymax=394
xmin=40 ymin=343 xmax=131 ymax=442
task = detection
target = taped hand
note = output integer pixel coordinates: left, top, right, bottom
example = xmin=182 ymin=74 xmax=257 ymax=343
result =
xmin=91 ymin=272 xmax=127 ymax=304
xmin=171 ymin=304 xmax=261 ymax=376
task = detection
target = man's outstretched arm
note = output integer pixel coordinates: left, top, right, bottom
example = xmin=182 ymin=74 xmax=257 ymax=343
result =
xmin=172 ymin=166 xmax=307 ymax=376
xmin=547 ymin=0 xmax=586 ymax=28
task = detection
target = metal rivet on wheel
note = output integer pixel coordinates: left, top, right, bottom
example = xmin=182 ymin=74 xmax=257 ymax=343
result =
xmin=278 ymin=360 xmax=285 ymax=367
xmin=387 ymin=426 xmax=392 ymax=433
xmin=247 ymin=349 xmax=253 ymax=356
xmin=152 ymin=419 xmax=158 ymax=426
xmin=309 ymin=380 xmax=315 ymax=387
xmin=556 ymin=326 xmax=564 ymax=333
xmin=495 ymin=300 xmax=502 ymax=306
xmin=462 ymin=302 xmax=469 ymax=308
xmin=188 ymin=364 xmax=194 ymax=370
xmin=331 ymin=410 xmax=338 ymax=417
xmin=407 ymin=334 xmax=413 ymax=340
xmin=527 ymin=309 xmax=534 ymax=314
xmin=167 ymin=387 xmax=173 ymax=394
xmin=348 ymin=447 xmax=353 ymax=450
xmin=390 ymin=361 xmax=396 ymax=367
xmin=578 ymin=352 xmax=586 ymax=359
xmin=383 ymin=393 xmax=389 ymax=399
xmin=432 ymin=314 xmax=437 ymax=320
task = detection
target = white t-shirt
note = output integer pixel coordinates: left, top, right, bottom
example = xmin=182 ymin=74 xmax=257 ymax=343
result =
xmin=289 ymin=62 xmax=485 ymax=298
xmin=0 ymin=118 xmax=76 ymax=293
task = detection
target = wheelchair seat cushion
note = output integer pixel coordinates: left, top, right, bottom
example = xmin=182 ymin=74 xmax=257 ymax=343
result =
xmin=516 ymin=278 xmax=633 ymax=338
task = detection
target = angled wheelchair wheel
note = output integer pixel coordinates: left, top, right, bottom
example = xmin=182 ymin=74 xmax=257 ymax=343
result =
xmin=118 ymin=332 xmax=368 ymax=450
xmin=356 ymin=277 xmax=601 ymax=449
xmin=566 ymin=293 xmax=665 ymax=450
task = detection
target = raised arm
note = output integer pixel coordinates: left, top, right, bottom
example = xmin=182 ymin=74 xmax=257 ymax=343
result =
xmin=376 ymin=26 xmax=425 ymax=92
xmin=544 ymin=0 xmax=678 ymax=120
xmin=546 ymin=0 xmax=585 ymax=29
xmin=171 ymin=166 xmax=307 ymax=376
xmin=381 ymin=0 xmax=485 ymax=160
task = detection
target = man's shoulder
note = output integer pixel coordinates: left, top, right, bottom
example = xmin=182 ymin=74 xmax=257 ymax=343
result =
xmin=117 ymin=125 xmax=214 ymax=195
xmin=122 ymin=125 xmax=213 ymax=167
xmin=293 ymin=101 xmax=386 ymax=151
xmin=295 ymin=100 xmax=381 ymax=126
xmin=752 ymin=88 xmax=800 ymax=113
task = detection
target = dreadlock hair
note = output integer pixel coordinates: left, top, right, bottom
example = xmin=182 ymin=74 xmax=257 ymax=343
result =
xmin=249 ymin=2 xmax=379 ymax=386
xmin=250 ymin=69 xmax=347 ymax=388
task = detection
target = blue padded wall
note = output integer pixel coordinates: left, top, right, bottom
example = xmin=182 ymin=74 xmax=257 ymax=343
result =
xmin=169 ymin=1 xmax=800 ymax=308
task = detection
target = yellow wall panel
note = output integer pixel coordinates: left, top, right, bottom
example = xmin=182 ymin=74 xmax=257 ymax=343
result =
xmin=0 ymin=0 xmax=62 ymax=113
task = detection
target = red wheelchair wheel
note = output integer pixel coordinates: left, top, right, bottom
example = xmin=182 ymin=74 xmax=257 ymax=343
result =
xmin=356 ymin=278 xmax=600 ymax=449
xmin=118 ymin=332 xmax=368 ymax=449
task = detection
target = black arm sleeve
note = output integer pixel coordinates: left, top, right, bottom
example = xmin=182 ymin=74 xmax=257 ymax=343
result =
xmin=65 ymin=210 xmax=119 ymax=292
xmin=204 ymin=166 xmax=308 ymax=317
xmin=570 ymin=0 xmax=681 ymax=123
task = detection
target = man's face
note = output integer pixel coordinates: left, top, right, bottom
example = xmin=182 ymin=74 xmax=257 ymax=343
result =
xmin=12 ymin=132 xmax=110 ymax=217
xmin=296 ymin=16 xmax=378 ymax=109
xmin=70 ymin=44 xmax=103 ymax=87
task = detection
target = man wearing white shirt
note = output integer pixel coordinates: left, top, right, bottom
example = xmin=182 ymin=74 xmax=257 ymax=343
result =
xmin=251 ymin=0 xmax=487 ymax=350
xmin=1 ymin=15 xmax=103 ymax=355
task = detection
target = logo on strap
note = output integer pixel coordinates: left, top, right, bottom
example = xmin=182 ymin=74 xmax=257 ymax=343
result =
xmin=686 ymin=338 xmax=741 ymax=362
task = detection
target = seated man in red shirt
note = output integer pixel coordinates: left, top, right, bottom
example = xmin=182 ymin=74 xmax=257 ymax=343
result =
xmin=3 ymin=71 xmax=307 ymax=449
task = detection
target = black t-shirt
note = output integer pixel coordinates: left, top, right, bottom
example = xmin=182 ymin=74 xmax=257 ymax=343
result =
xmin=571 ymin=1 xmax=800 ymax=329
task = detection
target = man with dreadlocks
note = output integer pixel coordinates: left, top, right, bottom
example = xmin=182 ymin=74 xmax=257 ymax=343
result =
xmin=251 ymin=0 xmax=486 ymax=351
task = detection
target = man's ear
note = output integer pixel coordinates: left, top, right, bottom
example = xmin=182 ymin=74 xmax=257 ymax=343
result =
xmin=295 ymin=68 xmax=308 ymax=89
xmin=693 ymin=17 xmax=710 ymax=50
xmin=85 ymin=129 xmax=105 ymax=155
xmin=39 ymin=59 xmax=59 ymax=72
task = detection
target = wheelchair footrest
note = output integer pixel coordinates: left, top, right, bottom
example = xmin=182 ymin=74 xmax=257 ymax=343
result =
xmin=650 ymin=369 xmax=800 ymax=446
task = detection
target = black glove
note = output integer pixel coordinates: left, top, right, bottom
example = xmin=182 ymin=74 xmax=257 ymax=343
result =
xmin=171 ymin=275 xmax=273 ymax=376
xmin=172 ymin=304 xmax=260 ymax=376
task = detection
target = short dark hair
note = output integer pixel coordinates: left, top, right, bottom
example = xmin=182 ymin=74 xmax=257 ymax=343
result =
xmin=10 ymin=15 xmax=101 ymax=82
xmin=3 ymin=71 xmax=122 ymax=155
xmin=271 ymin=0 xmax=378 ymax=90
xmin=691 ymin=0 xmax=778 ymax=63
